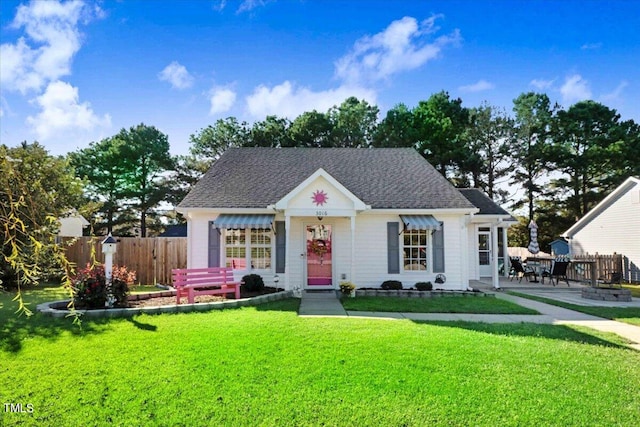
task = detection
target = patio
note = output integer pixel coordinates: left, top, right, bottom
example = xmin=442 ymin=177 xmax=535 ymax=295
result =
xmin=472 ymin=277 xmax=640 ymax=308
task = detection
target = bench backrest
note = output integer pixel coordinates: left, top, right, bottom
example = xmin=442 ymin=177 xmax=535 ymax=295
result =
xmin=172 ymin=267 xmax=236 ymax=288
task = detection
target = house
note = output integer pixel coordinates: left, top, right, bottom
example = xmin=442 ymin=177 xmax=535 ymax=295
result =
xmin=57 ymin=212 xmax=89 ymax=237
xmin=177 ymin=148 xmax=513 ymax=291
xmin=563 ymin=176 xmax=640 ymax=282
xmin=158 ymin=224 xmax=187 ymax=237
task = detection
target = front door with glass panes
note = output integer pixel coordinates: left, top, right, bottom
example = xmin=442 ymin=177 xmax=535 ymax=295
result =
xmin=305 ymin=224 xmax=332 ymax=288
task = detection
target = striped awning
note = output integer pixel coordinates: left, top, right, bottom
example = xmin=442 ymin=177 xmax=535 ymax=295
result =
xmin=213 ymin=214 xmax=275 ymax=229
xmin=400 ymin=215 xmax=441 ymax=231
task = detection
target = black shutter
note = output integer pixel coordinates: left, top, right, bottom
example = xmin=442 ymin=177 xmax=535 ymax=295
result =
xmin=387 ymin=222 xmax=400 ymax=274
xmin=208 ymin=222 xmax=220 ymax=268
xmin=433 ymin=224 xmax=445 ymax=273
xmin=275 ymin=221 xmax=286 ymax=273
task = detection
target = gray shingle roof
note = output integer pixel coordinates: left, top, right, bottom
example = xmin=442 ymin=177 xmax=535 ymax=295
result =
xmin=178 ymin=148 xmax=476 ymax=210
xmin=459 ymin=188 xmax=510 ymax=215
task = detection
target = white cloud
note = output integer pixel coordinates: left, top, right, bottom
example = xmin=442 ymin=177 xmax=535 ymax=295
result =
xmin=26 ymin=80 xmax=111 ymax=140
xmin=158 ymin=61 xmax=194 ymax=89
xmin=209 ymin=86 xmax=237 ymax=114
xmin=600 ymin=80 xmax=628 ymax=103
xmin=213 ymin=1 xmax=227 ymax=12
xmin=245 ymin=81 xmax=377 ymax=119
xmin=237 ymin=0 xmax=271 ymax=13
xmin=458 ymin=79 xmax=494 ymax=93
xmin=1 ymin=0 xmax=97 ymax=94
xmin=334 ymin=15 xmax=461 ymax=85
xmin=560 ymin=74 xmax=592 ymax=104
xmin=530 ymin=78 xmax=555 ymax=90
xmin=581 ymin=42 xmax=602 ymax=50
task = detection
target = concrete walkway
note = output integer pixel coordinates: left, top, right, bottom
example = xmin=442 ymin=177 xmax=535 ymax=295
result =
xmin=298 ymin=290 xmax=347 ymax=316
xmin=298 ymin=286 xmax=640 ymax=351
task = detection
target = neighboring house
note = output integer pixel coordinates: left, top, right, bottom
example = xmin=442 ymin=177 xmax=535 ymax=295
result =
xmin=158 ymin=224 xmax=187 ymax=237
xmin=177 ymin=148 xmax=514 ymax=291
xmin=563 ymin=176 xmax=640 ymax=282
xmin=57 ymin=212 xmax=89 ymax=237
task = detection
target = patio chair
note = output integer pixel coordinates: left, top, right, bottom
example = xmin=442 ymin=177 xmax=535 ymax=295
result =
xmin=541 ymin=260 xmax=570 ymax=287
xmin=509 ymin=257 xmax=538 ymax=282
xmin=597 ymin=272 xmax=623 ymax=288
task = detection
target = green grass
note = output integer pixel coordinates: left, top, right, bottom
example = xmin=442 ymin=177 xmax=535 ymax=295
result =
xmin=341 ymin=296 xmax=539 ymax=314
xmin=509 ymin=291 xmax=640 ymax=326
xmin=623 ymin=284 xmax=640 ymax=298
xmin=2 ymin=287 xmax=640 ymax=426
xmin=130 ymin=285 xmax=165 ymax=294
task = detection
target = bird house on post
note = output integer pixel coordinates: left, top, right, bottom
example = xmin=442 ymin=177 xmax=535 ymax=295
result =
xmin=101 ymin=234 xmax=117 ymax=289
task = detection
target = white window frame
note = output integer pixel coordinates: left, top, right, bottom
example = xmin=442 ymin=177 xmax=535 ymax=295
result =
xmin=224 ymin=228 xmax=274 ymax=272
xmin=402 ymin=229 xmax=430 ymax=272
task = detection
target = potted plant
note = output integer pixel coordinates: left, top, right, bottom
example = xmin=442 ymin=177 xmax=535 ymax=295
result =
xmin=339 ymin=281 xmax=356 ymax=298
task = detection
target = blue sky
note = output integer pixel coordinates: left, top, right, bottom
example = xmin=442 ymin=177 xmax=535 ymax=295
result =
xmin=1 ymin=0 xmax=639 ymax=156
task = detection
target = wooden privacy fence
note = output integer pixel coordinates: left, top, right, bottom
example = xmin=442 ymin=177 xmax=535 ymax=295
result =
xmin=566 ymin=253 xmax=624 ymax=283
xmin=64 ymin=237 xmax=187 ymax=285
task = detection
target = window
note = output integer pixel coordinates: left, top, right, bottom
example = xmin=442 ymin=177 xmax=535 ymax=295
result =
xmin=403 ymin=229 xmax=427 ymax=271
xmin=225 ymin=228 xmax=272 ymax=270
xmin=225 ymin=230 xmax=246 ymax=269
xmin=250 ymin=229 xmax=271 ymax=269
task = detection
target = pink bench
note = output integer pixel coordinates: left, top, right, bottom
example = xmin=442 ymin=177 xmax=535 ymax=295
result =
xmin=172 ymin=267 xmax=241 ymax=304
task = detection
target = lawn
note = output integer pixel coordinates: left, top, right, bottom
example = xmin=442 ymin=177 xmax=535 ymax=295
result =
xmin=341 ymin=296 xmax=538 ymax=314
xmin=2 ymin=287 xmax=640 ymax=426
xmin=509 ymin=291 xmax=640 ymax=326
xmin=623 ymin=284 xmax=640 ymax=298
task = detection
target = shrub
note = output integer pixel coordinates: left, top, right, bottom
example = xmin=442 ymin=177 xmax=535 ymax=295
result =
xmin=242 ymin=274 xmax=264 ymax=292
xmin=415 ymin=281 xmax=433 ymax=291
xmin=381 ymin=280 xmax=403 ymax=290
xmin=339 ymin=281 xmax=356 ymax=295
xmin=72 ymin=263 xmax=135 ymax=309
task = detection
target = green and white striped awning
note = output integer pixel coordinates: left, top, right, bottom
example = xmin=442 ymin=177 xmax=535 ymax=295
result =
xmin=213 ymin=214 xmax=275 ymax=229
xmin=400 ymin=215 xmax=441 ymax=231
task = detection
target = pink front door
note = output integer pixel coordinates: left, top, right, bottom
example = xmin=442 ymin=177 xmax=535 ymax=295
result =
xmin=306 ymin=224 xmax=332 ymax=287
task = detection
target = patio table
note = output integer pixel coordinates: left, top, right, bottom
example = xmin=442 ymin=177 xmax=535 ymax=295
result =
xmin=525 ymin=257 xmax=553 ymax=283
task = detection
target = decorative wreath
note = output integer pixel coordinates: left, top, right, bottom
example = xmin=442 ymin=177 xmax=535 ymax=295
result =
xmin=309 ymin=240 xmax=327 ymax=256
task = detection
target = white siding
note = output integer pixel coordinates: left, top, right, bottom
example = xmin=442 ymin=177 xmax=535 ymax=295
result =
xmin=352 ymin=213 xmax=467 ymax=290
xmin=570 ymin=182 xmax=640 ymax=281
xmin=187 ymin=212 xmax=212 ymax=269
xmin=188 ymin=210 xmax=470 ymax=290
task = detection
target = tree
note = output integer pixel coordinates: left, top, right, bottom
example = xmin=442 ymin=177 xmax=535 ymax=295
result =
xmin=189 ymin=117 xmax=250 ymax=166
xmin=413 ymin=91 xmax=470 ymax=178
xmin=248 ymin=115 xmax=292 ymax=147
xmin=164 ymin=154 xmax=211 ymax=207
xmin=69 ymin=137 xmax=130 ymax=234
xmin=288 ymin=110 xmax=334 ymax=147
xmin=463 ymin=103 xmax=513 ymax=200
xmin=328 ymin=97 xmax=379 ymax=148
xmin=372 ymin=103 xmax=417 ymax=148
xmin=1 ymin=142 xmax=81 ymax=313
xmin=509 ymin=92 xmax=556 ymax=221
xmin=550 ymin=101 xmax=629 ymax=221
xmin=116 ymin=124 xmax=174 ymax=238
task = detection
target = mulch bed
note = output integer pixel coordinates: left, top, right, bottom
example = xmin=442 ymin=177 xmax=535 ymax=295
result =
xmin=127 ymin=286 xmax=283 ymax=308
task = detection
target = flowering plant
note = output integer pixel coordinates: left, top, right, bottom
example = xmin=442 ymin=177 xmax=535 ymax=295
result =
xmin=72 ymin=263 xmax=136 ymax=308
xmin=339 ymin=281 xmax=356 ymax=295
